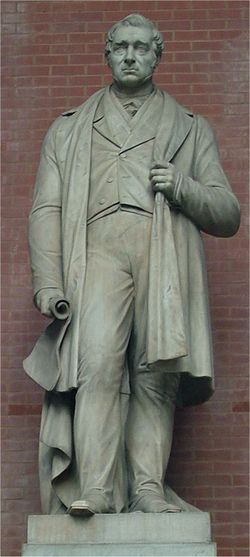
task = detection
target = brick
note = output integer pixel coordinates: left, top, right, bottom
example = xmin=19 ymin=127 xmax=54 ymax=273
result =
xmin=232 ymin=498 xmax=249 ymax=511
xmin=2 ymin=2 xmax=17 ymax=13
xmin=173 ymin=9 xmax=206 ymax=20
xmin=34 ymin=54 xmax=68 ymax=65
xmin=218 ymin=550 xmax=233 ymax=556
xmin=8 ymin=403 xmax=42 ymax=415
xmin=17 ymin=2 xmax=51 ymax=13
xmin=50 ymin=1 xmax=84 ymax=12
xmin=164 ymin=41 xmax=192 ymax=52
xmin=199 ymin=499 xmax=234 ymax=512
xmin=231 ymin=537 xmax=250 ymax=549
xmin=69 ymin=53 xmax=103 ymax=65
xmin=214 ymin=486 xmax=248 ymax=499
xmin=233 ymin=522 xmax=250 ymax=536
xmin=232 ymin=401 xmax=249 ymax=413
xmin=121 ymin=0 xmax=157 ymax=11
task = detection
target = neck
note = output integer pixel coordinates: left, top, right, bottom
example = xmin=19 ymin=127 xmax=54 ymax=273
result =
xmin=112 ymin=79 xmax=154 ymax=98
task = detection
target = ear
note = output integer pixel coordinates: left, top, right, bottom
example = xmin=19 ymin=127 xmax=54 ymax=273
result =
xmin=105 ymin=53 xmax=112 ymax=68
xmin=154 ymin=55 xmax=161 ymax=68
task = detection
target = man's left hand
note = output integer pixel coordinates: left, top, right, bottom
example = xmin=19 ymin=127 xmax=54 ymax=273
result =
xmin=150 ymin=162 xmax=177 ymax=203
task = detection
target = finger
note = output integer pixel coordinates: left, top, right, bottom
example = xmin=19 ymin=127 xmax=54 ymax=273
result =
xmin=150 ymin=174 xmax=170 ymax=183
xmin=151 ymin=166 xmax=169 ymax=175
xmin=151 ymin=174 xmax=170 ymax=183
xmin=150 ymin=169 xmax=173 ymax=179
xmin=151 ymin=178 xmax=175 ymax=190
xmin=152 ymin=182 xmax=174 ymax=195
xmin=152 ymin=160 xmax=170 ymax=169
xmin=41 ymin=302 xmax=53 ymax=317
xmin=42 ymin=310 xmax=53 ymax=318
xmin=150 ymin=170 xmax=168 ymax=178
xmin=152 ymin=182 xmax=166 ymax=192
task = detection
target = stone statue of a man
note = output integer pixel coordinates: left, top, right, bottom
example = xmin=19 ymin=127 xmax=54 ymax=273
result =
xmin=24 ymin=14 xmax=240 ymax=516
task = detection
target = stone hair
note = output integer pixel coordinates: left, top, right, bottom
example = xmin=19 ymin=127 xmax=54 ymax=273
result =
xmin=105 ymin=13 xmax=164 ymax=60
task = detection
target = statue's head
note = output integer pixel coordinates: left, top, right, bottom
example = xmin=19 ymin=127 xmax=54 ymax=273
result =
xmin=105 ymin=14 xmax=164 ymax=91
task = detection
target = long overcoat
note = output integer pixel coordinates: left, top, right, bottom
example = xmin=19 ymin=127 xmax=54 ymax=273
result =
xmin=23 ymin=87 xmax=240 ymax=512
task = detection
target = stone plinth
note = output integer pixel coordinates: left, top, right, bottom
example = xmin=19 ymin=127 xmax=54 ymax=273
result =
xmin=22 ymin=513 xmax=217 ymax=556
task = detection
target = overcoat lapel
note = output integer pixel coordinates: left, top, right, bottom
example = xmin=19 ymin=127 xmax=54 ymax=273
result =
xmin=154 ymin=91 xmax=193 ymax=164
xmin=61 ymin=89 xmax=105 ymax=292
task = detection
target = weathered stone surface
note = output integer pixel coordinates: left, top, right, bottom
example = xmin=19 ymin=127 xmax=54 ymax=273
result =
xmin=22 ymin=513 xmax=217 ymax=556
xmin=22 ymin=542 xmax=217 ymax=556
xmin=27 ymin=512 xmax=212 ymax=544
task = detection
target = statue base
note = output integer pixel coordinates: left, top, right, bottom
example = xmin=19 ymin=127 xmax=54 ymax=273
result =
xmin=22 ymin=513 xmax=217 ymax=556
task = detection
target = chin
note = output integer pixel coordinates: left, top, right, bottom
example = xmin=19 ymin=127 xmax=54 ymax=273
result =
xmin=120 ymin=77 xmax=142 ymax=88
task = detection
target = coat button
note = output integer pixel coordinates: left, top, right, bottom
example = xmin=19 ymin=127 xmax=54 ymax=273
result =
xmin=99 ymin=198 xmax=106 ymax=205
xmin=120 ymin=153 xmax=127 ymax=159
xmin=107 ymin=177 xmax=113 ymax=183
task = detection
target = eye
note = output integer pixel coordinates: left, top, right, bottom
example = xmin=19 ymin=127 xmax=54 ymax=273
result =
xmin=113 ymin=44 xmax=126 ymax=54
xmin=136 ymin=46 xmax=148 ymax=54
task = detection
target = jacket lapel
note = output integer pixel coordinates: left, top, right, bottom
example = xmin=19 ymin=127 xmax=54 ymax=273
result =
xmin=93 ymin=87 xmax=163 ymax=151
xmin=93 ymin=87 xmax=131 ymax=148
xmin=120 ymin=88 xmax=163 ymax=152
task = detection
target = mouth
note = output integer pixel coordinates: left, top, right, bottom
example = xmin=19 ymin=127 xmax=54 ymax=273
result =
xmin=122 ymin=68 xmax=137 ymax=73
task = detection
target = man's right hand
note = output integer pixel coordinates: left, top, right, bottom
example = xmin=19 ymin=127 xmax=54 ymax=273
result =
xmin=35 ymin=288 xmax=64 ymax=318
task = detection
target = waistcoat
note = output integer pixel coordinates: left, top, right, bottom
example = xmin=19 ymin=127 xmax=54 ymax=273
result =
xmin=87 ymin=87 xmax=163 ymax=222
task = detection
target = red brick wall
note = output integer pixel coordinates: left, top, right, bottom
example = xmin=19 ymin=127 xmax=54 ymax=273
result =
xmin=2 ymin=1 xmax=249 ymax=555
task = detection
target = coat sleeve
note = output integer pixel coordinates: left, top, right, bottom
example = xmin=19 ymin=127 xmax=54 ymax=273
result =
xmin=172 ymin=115 xmax=240 ymax=237
xmin=29 ymin=120 xmax=64 ymax=299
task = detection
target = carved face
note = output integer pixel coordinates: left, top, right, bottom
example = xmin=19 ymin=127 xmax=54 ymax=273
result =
xmin=108 ymin=25 xmax=158 ymax=90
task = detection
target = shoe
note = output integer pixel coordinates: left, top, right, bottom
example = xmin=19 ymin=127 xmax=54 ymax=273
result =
xmin=129 ymin=492 xmax=182 ymax=513
xmin=68 ymin=500 xmax=97 ymax=517
xmin=67 ymin=496 xmax=112 ymax=517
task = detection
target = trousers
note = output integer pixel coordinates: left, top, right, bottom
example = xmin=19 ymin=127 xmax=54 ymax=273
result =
xmin=74 ymin=209 xmax=180 ymax=510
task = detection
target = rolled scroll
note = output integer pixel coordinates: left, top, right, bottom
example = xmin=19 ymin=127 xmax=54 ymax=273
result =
xmin=49 ymin=296 xmax=71 ymax=320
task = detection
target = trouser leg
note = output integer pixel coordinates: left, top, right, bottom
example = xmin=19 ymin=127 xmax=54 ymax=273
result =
xmin=124 ymin=218 xmax=180 ymax=508
xmin=73 ymin=215 xmax=134 ymax=510
xmin=126 ymin=370 xmax=180 ymax=507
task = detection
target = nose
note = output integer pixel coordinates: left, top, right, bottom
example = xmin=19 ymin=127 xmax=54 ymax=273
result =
xmin=125 ymin=45 xmax=135 ymax=64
